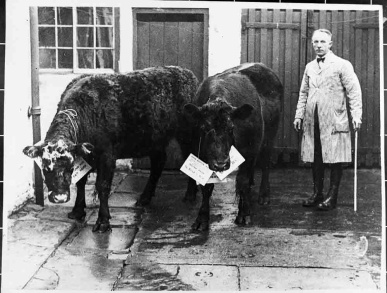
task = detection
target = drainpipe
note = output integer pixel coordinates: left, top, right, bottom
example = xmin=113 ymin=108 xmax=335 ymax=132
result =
xmin=29 ymin=7 xmax=44 ymax=206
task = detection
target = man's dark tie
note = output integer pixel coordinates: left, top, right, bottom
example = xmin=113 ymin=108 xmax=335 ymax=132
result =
xmin=317 ymin=57 xmax=325 ymax=63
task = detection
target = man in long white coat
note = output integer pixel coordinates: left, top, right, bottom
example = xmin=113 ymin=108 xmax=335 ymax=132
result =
xmin=293 ymin=29 xmax=362 ymax=211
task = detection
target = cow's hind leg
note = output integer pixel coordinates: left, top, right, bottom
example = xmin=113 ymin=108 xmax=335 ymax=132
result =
xmin=68 ymin=174 xmax=88 ymax=221
xmin=93 ymin=154 xmax=115 ymax=233
xmin=136 ymin=149 xmax=167 ymax=206
xmin=258 ymin=145 xmax=271 ymax=205
xmin=192 ymin=183 xmax=214 ymax=231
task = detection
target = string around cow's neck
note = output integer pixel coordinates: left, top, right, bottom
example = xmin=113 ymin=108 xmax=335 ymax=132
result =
xmin=57 ymin=109 xmax=79 ymax=144
xmin=198 ymin=136 xmax=202 ymax=158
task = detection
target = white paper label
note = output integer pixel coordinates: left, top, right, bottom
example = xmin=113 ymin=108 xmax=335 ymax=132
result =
xmin=180 ymin=153 xmax=213 ymax=186
xmin=215 ymin=146 xmax=245 ymax=181
xmin=72 ymin=157 xmax=92 ymax=184
xmin=180 ymin=146 xmax=245 ymax=185
xmin=206 ymin=172 xmax=232 ymax=184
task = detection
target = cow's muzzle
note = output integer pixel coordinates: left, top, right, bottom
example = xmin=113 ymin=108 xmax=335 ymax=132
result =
xmin=48 ymin=191 xmax=70 ymax=204
xmin=211 ymin=159 xmax=231 ymax=172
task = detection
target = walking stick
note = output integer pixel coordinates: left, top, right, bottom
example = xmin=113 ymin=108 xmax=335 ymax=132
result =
xmin=354 ymin=130 xmax=358 ymax=212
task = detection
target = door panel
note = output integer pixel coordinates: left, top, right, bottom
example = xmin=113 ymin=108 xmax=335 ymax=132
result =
xmin=134 ymin=10 xmax=208 ymax=82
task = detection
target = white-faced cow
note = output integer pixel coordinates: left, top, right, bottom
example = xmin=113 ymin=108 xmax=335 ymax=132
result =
xmin=23 ymin=66 xmax=198 ymax=233
xmin=183 ymin=63 xmax=283 ymax=231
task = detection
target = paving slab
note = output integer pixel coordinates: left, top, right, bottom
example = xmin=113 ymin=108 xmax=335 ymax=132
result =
xmin=2 ymin=242 xmax=55 ymax=290
xmin=117 ymin=263 xmax=239 ymax=291
xmin=24 ymin=247 xmax=124 ymax=291
xmin=36 ymin=204 xmax=94 ymax=223
xmin=239 ymin=267 xmax=377 ymax=290
xmin=67 ymin=225 xmax=137 ymax=252
xmin=131 ymin=226 xmax=375 ymax=270
xmin=108 ymin=192 xmax=140 ymax=208
xmin=7 ymin=218 xmax=74 ymax=248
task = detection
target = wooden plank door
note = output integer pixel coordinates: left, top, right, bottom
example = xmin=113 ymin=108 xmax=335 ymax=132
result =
xmin=132 ymin=8 xmax=209 ymax=169
xmin=241 ymin=9 xmax=307 ymax=165
xmin=133 ymin=8 xmax=209 ymax=82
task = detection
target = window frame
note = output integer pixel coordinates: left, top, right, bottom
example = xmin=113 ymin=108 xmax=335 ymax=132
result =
xmin=37 ymin=6 xmax=119 ymax=74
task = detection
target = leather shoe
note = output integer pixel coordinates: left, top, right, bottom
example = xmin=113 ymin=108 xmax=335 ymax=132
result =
xmin=302 ymin=192 xmax=323 ymax=207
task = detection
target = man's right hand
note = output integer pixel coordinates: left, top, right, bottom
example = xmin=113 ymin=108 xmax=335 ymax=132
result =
xmin=293 ymin=118 xmax=302 ymax=132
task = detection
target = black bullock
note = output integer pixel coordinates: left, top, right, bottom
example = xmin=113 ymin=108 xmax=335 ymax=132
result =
xmin=183 ymin=63 xmax=283 ymax=230
xmin=23 ymin=66 xmax=198 ymax=233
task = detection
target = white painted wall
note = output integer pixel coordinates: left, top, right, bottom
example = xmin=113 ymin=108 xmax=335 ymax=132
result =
xmin=4 ymin=0 xmax=242 ymax=214
xmin=208 ymin=6 xmax=241 ymax=76
xmin=5 ymin=2 xmax=35 ymax=214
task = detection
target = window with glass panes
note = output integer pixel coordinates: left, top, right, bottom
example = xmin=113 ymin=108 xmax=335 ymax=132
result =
xmin=38 ymin=7 xmax=115 ymax=70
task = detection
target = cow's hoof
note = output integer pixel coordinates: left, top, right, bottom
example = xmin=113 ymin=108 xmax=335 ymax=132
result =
xmin=92 ymin=222 xmax=112 ymax=233
xmin=258 ymin=197 xmax=270 ymax=205
xmin=191 ymin=220 xmax=209 ymax=231
xmin=68 ymin=211 xmax=86 ymax=221
xmin=235 ymin=215 xmax=252 ymax=226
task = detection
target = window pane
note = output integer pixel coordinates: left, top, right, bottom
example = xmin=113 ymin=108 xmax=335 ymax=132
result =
xmin=77 ymin=7 xmax=93 ymax=25
xmin=96 ymin=27 xmax=113 ymax=48
xmin=57 ymin=7 xmax=73 ymax=25
xmin=38 ymin=7 xmax=55 ymax=25
xmin=58 ymin=27 xmax=73 ymax=47
xmin=39 ymin=27 xmax=55 ymax=47
xmin=96 ymin=49 xmax=113 ymax=69
xmin=39 ymin=49 xmax=56 ymax=68
xmin=58 ymin=49 xmax=73 ymax=68
xmin=96 ymin=7 xmax=113 ymax=25
xmin=77 ymin=27 xmax=94 ymax=47
xmin=78 ymin=49 xmax=94 ymax=68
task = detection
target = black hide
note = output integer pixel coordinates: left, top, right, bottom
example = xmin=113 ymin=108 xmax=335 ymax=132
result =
xmin=24 ymin=66 xmax=199 ymax=233
xmin=184 ymin=63 xmax=283 ymax=231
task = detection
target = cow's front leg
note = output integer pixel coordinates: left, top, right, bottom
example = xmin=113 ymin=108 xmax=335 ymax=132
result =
xmin=183 ymin=178 xmax=198 ymax=203
xmin=235 ymin=164 xmax=253 ymax=226
xmin=192 ymin=183 xmax=214 ymax=231
xmin=136 ymin=150 xmax=167 ymax=206
xmin=68 ymin=174 xmax=88 ymax=221
xmin=93 ymin=155 xmax=115 ymax=233
xmin=180 ymin=142 xmax=198 ymax=203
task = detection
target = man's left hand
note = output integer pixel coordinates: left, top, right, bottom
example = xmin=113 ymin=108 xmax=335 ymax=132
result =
xmin=353 ymin=119 xmax=362 ymax=131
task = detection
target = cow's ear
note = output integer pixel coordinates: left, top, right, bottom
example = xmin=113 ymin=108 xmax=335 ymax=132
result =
xmin=71 ymin=143 xmax=94 ymax=157
xmin=232 ymin=104 xmax=254 ymax=120
xmin=23 ymin=146 xmax=43 ymax=158
xmin=183 ymin=103 xmax=202 ymax=123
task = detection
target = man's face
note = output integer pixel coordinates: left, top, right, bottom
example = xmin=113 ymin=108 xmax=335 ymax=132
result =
xmin=312 ymin=31 xmax=332 ymax=57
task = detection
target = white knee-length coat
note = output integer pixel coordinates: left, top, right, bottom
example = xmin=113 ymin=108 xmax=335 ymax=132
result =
xmin=295 ymin=52 xmax=362 ymax=163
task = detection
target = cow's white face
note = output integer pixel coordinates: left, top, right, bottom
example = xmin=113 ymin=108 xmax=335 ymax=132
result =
xmin=23 ymin=139 xmax=94 ymax=203
xmin=41 ymin=140 xmax=75 ymax=172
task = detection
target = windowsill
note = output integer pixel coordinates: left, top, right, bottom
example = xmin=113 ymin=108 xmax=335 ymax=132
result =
xmin=39 ymin=68 xmax=116 ymax=75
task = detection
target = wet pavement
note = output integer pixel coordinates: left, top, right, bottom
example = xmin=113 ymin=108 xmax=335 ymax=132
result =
xmin=2 ymin=167 xmax=382 ymax=291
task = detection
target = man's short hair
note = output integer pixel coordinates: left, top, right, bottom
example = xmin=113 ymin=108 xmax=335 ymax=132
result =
xmin=312 ymin=29 xmax=332 ymax=39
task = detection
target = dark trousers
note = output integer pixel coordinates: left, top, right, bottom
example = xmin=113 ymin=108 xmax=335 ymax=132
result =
xmin=313 ymin=107 xmax=342 ymax=192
